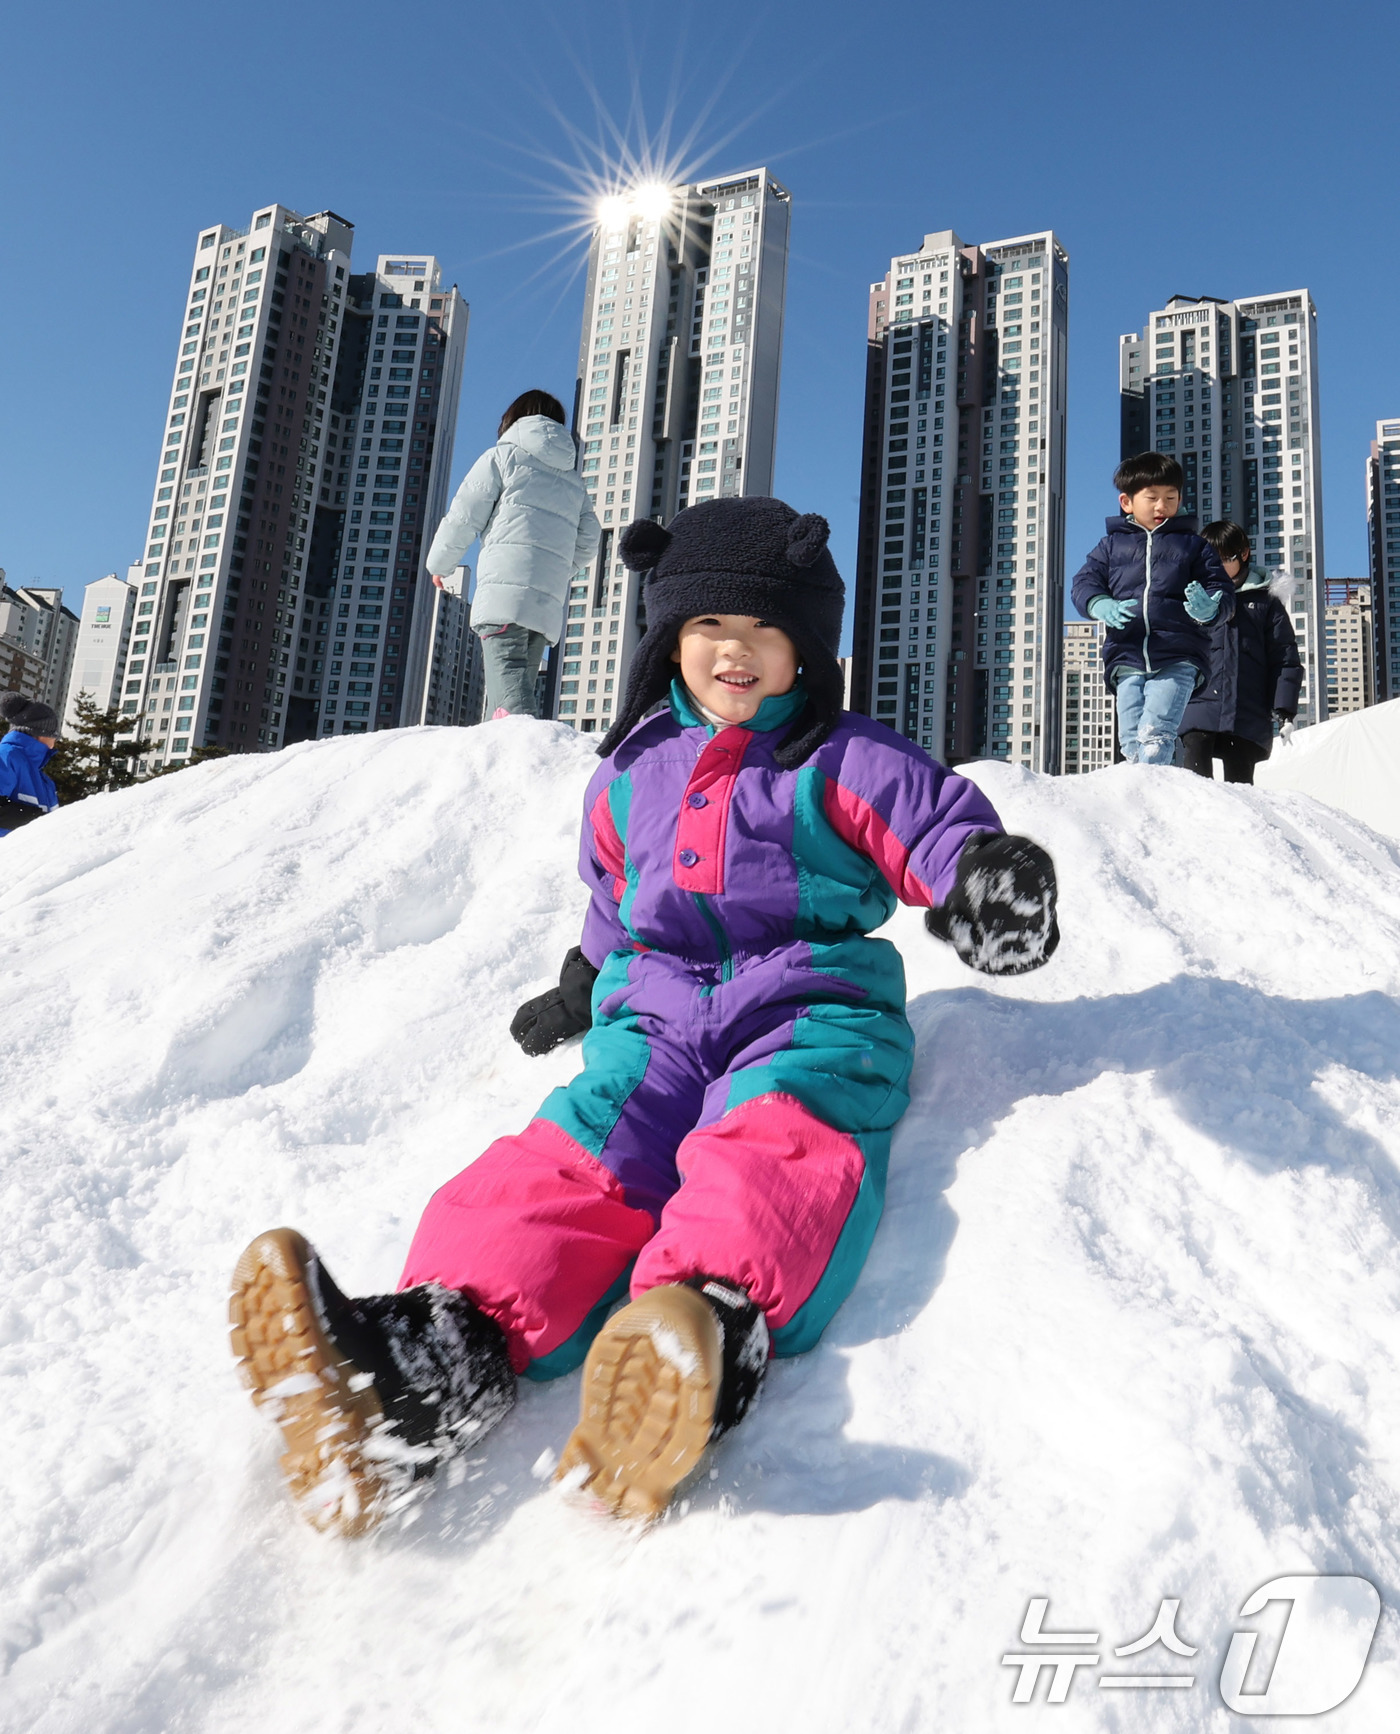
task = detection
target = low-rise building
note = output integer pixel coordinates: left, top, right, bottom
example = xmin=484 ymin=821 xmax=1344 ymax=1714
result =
xmin=1323 ymin=580 xmax=1373 ymax=714
xmin=63 ymin=569 xmax=139 ymax=728
xmin=0 ymin=578 xmax=78 ymax=717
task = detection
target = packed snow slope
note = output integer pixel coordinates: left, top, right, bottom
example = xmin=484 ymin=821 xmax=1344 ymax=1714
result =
xmin=1255 ymin=696 xmax=1400 ymax=841
xmin=3 ymin=722 xmax=1400 ymax=1734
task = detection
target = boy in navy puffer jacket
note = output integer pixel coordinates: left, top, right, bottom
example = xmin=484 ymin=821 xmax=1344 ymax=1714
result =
xmin=1071 ymin=453 xmax=1233 ymax=765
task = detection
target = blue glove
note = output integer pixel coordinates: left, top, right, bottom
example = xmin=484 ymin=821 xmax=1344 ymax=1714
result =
xmin=1184 ymin=581 xmax=1222 ymax=623
xmin=1087 ymin=595 xmax=1140 ymax=631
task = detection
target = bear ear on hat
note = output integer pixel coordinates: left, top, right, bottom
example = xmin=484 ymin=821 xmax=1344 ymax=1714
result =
xmin=786 ymin=513 xmax=830 ymax=568
xmin=619 ymin=518 xmax=672 ymax=572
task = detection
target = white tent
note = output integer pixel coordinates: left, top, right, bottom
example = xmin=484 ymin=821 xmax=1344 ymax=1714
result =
xmin=1255 ymin=695 xmax=1400 ymax=839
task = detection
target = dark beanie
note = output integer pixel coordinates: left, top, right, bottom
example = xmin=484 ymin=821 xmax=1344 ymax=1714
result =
xmin=1 ymin=692 xmax=59 ymax=736
xmin=597 ymin=496 xmax=845 ymax=769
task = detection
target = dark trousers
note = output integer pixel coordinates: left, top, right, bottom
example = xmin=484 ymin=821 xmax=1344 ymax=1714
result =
xmin=1180 ymin=729 xmax=1267 ymax=785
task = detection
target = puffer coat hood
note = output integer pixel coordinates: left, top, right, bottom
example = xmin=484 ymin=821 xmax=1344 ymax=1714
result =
xmin=500 ymin=415 xmax=581 ymax=471
xmin=1179 ymin=566 xmax=1303 ymax=747
xmin=1070 ymin=514 xmax=1234 ymax=690
xmin=424 ymin=415 xmax=601 ymax=643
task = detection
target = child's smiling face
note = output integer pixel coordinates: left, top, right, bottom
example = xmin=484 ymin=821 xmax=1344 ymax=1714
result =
xmin=671 ymin=614 xmax=798 ymax=725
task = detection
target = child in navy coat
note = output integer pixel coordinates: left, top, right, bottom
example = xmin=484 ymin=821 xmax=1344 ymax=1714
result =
xmin=1179 ymin=520 xmax=1302 ymax=783
xmin=1071 ymin=453 xmax=1233 ymax=765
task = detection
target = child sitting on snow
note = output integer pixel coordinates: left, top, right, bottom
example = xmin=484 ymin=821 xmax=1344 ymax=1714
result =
xmin=1071 ymin=453 xmax=1234 ymax=765
xmin=229 ymin=498 xmax=1060 ymax=1536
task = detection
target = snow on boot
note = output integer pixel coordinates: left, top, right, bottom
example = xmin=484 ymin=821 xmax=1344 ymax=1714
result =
xmin=229 ymin=1227 xmax=515 ymax=1536
xmin=684 ymin=1276 xmax=769 ymax=1437
xmin=555 ymin=1277 xmax=768 ymax=1522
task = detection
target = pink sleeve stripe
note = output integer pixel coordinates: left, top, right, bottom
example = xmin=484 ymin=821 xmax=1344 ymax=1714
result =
xmin=590 ymin=786 xmax=626 ymax=883
xmin=823 ymin=777 xmax=934 ymax=906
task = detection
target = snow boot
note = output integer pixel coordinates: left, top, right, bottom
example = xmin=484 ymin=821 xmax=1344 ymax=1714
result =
xmin=555 ymin=1276 xmax=768 ymax=1521
xmin=229 ymin=1227 xmax=515 ymax=1536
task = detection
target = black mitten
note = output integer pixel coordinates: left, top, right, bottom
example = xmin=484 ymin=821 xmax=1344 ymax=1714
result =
xmin=925 ymin=831 xmax=1059 ymax=976
xmin=509 ymin=945 xmax=599 ymax=1055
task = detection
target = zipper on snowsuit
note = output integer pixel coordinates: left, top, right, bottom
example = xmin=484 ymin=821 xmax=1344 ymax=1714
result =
xmin=691 ymin=892 xmax=734 ymax=990
xmin=1142 ymin=524 xmax=1154 ymax=674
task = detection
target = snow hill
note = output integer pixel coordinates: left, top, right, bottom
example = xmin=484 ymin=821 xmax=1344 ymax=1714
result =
xmin=2 ymin=722 xmax=1400 ymax=1734
xmin=1255 ymin=696 xmax=1400 ymax=842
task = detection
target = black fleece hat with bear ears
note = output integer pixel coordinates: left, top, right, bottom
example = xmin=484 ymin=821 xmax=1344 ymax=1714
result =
xmin=596 ymin=496 xmax=845 ymax=769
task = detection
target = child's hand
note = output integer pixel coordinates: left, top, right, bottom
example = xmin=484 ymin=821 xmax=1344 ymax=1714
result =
xmin=509 ymin=946 xmax=598 ymax=1055
xmin=925 ymin=833 xmax=1059 ymax=976
xmin=1086 ymin=596 xmax=1139 ymax=630
xmin=1184 ymin=581 xmax=1222 ymax=622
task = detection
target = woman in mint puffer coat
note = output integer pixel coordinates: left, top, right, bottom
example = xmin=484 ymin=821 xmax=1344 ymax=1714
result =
xmin=426 ymin=390 xmax=601 ymax=718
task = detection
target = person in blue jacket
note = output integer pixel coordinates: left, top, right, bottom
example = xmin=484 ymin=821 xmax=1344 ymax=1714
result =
xmin=0 ymin=693 xmax=60 ymax=836
xmin=1179 ymin=520 xmax=1302 ymax=784
xmin=1070 ymin=453 xmax=1233 ymax=765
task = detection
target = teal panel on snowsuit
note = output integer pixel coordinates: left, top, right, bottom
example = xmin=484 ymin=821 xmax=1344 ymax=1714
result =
xmin=722 ymin=944 xmax=914 ymax=1136
xmin=539 ymin=951 xmax=650 ymax=1160
xmin=791 ymin=766 xmax=899 ymax=939
xmin=770 ymin=1130 xmax=891 ymax=1357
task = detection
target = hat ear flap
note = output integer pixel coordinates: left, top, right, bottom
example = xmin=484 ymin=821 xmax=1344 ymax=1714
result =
xmin=786 ymin=513 xmax=830 ymax=568
xmin=619 ymin=518 xmax=672 ymax=572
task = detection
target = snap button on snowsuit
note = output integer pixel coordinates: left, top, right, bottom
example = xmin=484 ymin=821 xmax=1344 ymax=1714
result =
xmin=678 ymin=847 xmax=700 ymax=866
xmin=687 ymin=793 xmax=708 ymax=808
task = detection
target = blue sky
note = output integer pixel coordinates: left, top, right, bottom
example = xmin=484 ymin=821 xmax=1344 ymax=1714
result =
xmin=4 ymin=0 xmax=1397 ymax=628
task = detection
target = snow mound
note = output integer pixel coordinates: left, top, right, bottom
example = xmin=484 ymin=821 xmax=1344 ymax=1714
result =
xmin=1256 ymin=697 xmax=1400 ymax=841
xmin=3 ymin=724 xmax=1400 ymax=1732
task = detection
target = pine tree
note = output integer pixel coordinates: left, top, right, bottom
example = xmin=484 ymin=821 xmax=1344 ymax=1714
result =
xmin=46 ymin=692 xmax=145 ymax=802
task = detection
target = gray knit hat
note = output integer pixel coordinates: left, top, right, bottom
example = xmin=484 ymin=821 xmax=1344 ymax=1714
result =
xmin=597 ymin=496 xmax=845 ymax=768
xmin=0 ymin=692 xmax=59 ymax=736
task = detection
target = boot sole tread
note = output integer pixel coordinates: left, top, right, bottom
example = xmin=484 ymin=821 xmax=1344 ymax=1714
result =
xmin=556 ymin=1286 xmax=721 ymax=1523
xmin=229 ymin=1227 xmax=389 ymax=1536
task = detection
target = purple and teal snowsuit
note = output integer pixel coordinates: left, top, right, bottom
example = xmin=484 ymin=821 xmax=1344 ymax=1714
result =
xmin=402 ymin=682 xmax=1003 ymax=1376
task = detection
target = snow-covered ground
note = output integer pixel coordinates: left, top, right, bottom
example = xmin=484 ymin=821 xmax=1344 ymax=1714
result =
xmin=2 ymin=721 xmax=1400 ymax=1733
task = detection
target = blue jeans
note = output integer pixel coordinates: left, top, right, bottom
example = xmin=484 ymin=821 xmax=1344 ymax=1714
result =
xmin=1113 ymin=662 xmax=1197 ymax=765
xmin=475 ymin=622 xmax=550 ymax=717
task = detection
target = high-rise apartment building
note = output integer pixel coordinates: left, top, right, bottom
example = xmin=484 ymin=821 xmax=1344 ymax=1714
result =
xmin=117 ymin=208 xmax=468 ymax=769
xmin=63 ymin=570 xmax=138 ymax=728
xmin=1061 ymin=621 xmax=1118 ymax=772
xmin=1322 ymin=580 xmax=1374 ymax=714
xmin=553 ymin=168 xmax=791 ymax=734
xmin=1119 ymin=291 xmax=1324 ymax=725
xmin=1364 ymin=419 xmax=1400 ymax=701
xmin=313 ymin=255 xmax=469 ymax=739
xmin=849 ymin=229 xmax=1069 ymax=770
xmin=414 ymin=566 xmax=483 ymax=727
xmin=0 ymin=580 xmax=77 ymax=715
